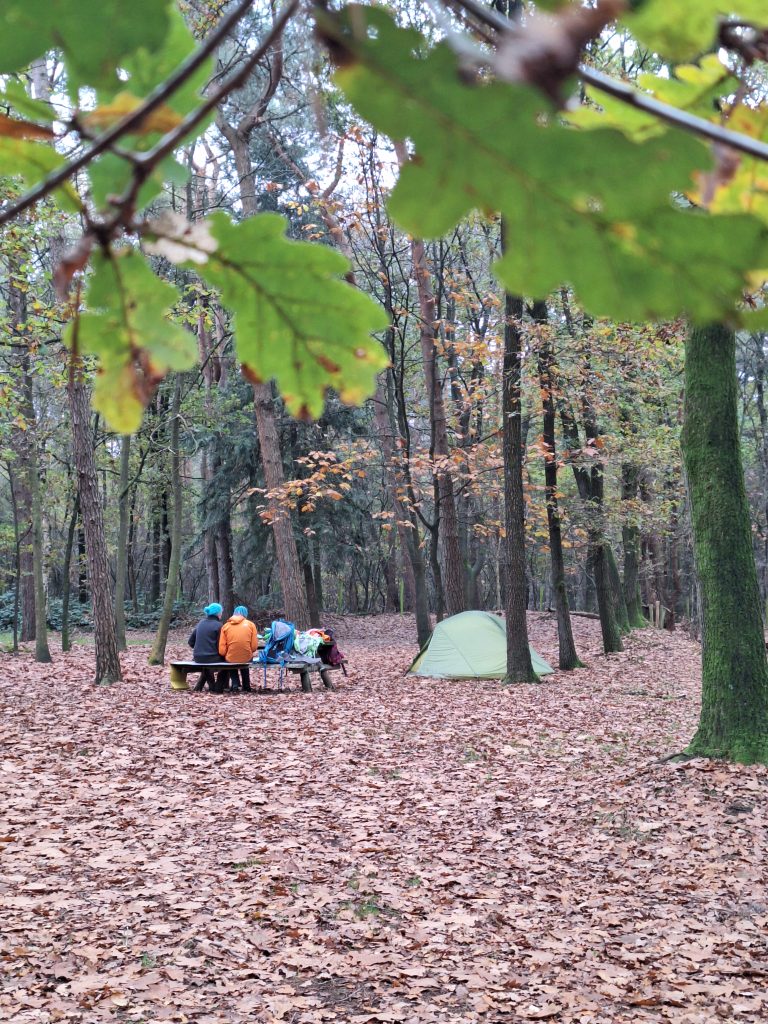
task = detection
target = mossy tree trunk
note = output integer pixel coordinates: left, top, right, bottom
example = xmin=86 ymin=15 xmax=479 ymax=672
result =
xmin=605 ymin=543 xmax=631 ymax=634
xmin=682 ymin=322 xmax=768 ymax=764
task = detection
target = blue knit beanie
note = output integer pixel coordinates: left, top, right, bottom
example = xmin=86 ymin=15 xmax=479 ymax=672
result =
xmin=204 ymin=602 xmax=223 ymax=616
xmin=234 ymin=605 xmax=248 ymax=616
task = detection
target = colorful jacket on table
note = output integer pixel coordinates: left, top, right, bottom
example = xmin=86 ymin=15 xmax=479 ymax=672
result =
xmin=188 ymin=615 xmax=222 ymax=659
xmin=218 ymin=615 xmax=259 ymax=663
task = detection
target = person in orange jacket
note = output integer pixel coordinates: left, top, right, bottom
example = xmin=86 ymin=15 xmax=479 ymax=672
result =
xmin=218 ymin=605 xmax=259 ymax=693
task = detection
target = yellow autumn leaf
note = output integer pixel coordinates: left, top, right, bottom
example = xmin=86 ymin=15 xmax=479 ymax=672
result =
xmin=82 ymin=92 xmax=183 ymax=135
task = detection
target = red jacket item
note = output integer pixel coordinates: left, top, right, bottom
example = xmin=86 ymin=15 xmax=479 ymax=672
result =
xmin=218 ymin=615 xmax=259 ymax=663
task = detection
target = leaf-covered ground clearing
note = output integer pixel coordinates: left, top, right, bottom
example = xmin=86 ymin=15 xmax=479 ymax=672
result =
xmin=1 ymin=614 xmax=766 ymax=1024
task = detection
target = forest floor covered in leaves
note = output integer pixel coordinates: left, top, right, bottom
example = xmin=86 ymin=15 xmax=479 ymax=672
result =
xmin=1 ymin=613 xmax=767 ymax=1024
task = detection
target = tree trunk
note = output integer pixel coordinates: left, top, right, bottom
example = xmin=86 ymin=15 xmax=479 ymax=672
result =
xmin=682 ymin=322 xmax=768 ymax=763
xmin=559 ymin=403 xmax=623 ymax=653
xmin=606 ymin=542 xmax=630 ymax=634
xmin=219 ymin=120 xmax=310 ymax=627
xmin=501 ymin=285 xmax=536 ymax=683
xmin=6 ymin=271 xmax=35 ymax=643
xmin=61 ymin=493 xmax=79 ymax=653
xmin=200 ymin=453 xmax=219 ymax=605
xmin=303 ymin=556 xmax=321 ymax=627
xmin=533 ymin=299 xmax=581 ymax=670
xmin=150 ymin=509 xmax=162 ymax=607
xmin=68 ymin=364 xmax=122 ymax=684
xmin=77 ymin=522 xmax=88 ymax=603
xmin=216 ymin=513 xmax=235 ymax=617
xmin=409 ymin=234 xmax=465 ymax=618
xmin=16 ymin=473 xmax=35 ymax=641
xmin=149 ymin=378 xmax=183 ymax=665
xmin=621 ymin=462 xmax=646 ymax=628
xmin=252 ymin=382 xmax=310 ymax=624
xmin=8 ymin=465 xmax=21 ymax=652
xmin=592 ymin=540 xmax=624 ymax=654
xmin=114 ymin=435 xmax=131 ymax=651
xmin=13 ymin=280 xmax=51 ymax=662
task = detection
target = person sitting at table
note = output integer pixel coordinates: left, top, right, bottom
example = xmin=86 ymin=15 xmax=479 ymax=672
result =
xmin=189 ymin=602 xmax=225 ymax=693
xmin=218 ymin=605 xmax=259 ymax=693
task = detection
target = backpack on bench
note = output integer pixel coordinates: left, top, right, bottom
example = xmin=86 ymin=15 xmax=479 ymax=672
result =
xmin=319 ymin=627 xmax=347 ymax=676
xmin=256 ymin=619 xmax=296 ymax=688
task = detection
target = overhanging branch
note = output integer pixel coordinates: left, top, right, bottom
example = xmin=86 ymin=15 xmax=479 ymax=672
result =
xmin=446 ymin=0 xmax=768 ymax=165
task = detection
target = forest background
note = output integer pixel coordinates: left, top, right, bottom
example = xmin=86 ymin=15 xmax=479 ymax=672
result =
xmin=3 ymin=0 xmax=768 ymax=751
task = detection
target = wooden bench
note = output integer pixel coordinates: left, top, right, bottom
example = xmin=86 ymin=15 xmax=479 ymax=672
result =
xmin=169 ymin=661 xmax=251 ymax=692
xmin=169 ymin=660 xmax=342 ymax=693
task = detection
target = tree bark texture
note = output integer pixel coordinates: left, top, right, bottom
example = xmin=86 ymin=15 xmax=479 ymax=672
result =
xmin=682 ymin=322 xmax=768 ymax=763
xmin=410 ymin=236 xmax=465 ymax=618
xmin=215 ymin=511 xmax=235 ymax=617
xmin=68 ymin=368 xmax=122 ymax=684
xmin=532 ymin=300 xmax=581 ymax=670
xmin=150 ymin=378 xmax=183 ymax=665
xmin=621 ymin=463 xmax=646 ymax=628
xmin=10 ymin=271 xmax=50 ymax=661
xmin=252 ymin=382 xmax=310 ymax=624
xmin=61 ymin=492 xmax=79 ymax=653
xmin=501 ymin=288 xmax=536 ymax=683
xmin=114 ymin=435 xmax=131 ymax=651
xmin=559 ymin=401 xmax=623 ymax=653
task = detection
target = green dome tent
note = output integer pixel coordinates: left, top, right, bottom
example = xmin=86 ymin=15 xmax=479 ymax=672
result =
xmin=407 ymin=610 xmax=554 ymax=679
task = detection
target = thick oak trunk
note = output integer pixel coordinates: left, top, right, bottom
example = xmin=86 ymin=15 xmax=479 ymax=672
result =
xmin=682 ymin=322 xmax=768 ymax=763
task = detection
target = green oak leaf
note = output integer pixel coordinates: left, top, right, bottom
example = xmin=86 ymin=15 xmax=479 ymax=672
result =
xmin=622 ymin=0 xmax=768 ymax=61
xmin=0 ymin=0 xmax=171 ymax=93
xmin=158 ymin=211 xmax=389 ymax=418
xmin=65 ymin=249 xmax=196 ymax=432
xmin=328 ymin=5 xmax=768 ymax=323
xmin=0 ymin=138 xmax=81 ymax=212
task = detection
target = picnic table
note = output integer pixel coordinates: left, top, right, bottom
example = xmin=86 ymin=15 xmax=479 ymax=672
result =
xmin=169 ymin=658 xmax=342 ymax=693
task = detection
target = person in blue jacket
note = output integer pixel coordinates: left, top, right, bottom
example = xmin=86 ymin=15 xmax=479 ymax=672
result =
xmin=189 ymin=603 xmax=226 ymax=693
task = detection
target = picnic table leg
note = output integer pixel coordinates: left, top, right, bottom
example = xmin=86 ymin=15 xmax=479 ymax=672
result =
xmin=170 ymin=665 xmax=190 ymax=692
xmin=299 ymin=670 xmax=313 ymax=693
xmin=319 ymin=669 xmax=335 ymax=691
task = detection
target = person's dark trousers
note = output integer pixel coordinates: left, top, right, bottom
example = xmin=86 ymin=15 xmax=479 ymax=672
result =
xmin=226 ymin=666 xmax=252 ymax=693
xmin=193 ymin=654 xmax=223 ymax=693
xmin=229 ymin=666 xmax=251 ymax=693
